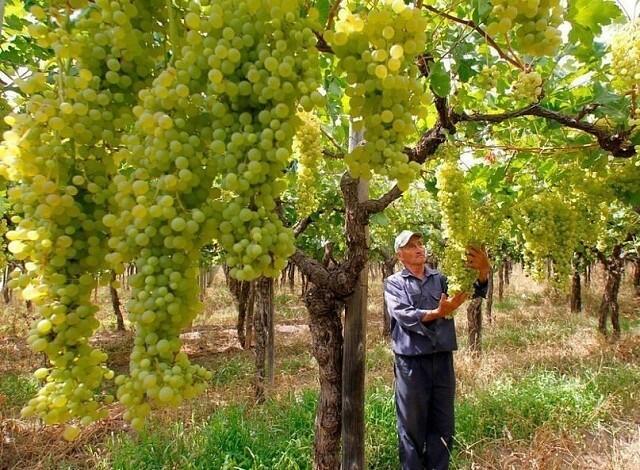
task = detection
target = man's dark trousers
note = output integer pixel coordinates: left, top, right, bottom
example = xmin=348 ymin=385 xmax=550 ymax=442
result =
xmin=394 ymin=351 xmax=455 ymax=470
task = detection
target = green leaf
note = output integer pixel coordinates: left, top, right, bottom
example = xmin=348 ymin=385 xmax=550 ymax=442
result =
xmin=429 ymin=62 xmax=451 ymax=98
xmin=316 ymin=0 xmax=330 ymax=26
xmin=472 ymin=0 xmax=492 ymax=24
xmin=370 ymin=212 xmax=390 ymax=227
xmin=568 ymin=0 xmax=623 ymax=34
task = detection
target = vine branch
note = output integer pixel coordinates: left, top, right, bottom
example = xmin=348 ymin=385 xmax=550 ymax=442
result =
xmin=452 ymin=104 xmax=636 ymax=158
xmin=423 ymin=4 xmax=523 ymax=70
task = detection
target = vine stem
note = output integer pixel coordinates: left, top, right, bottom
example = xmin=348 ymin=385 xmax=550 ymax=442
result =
xmin=423 ymin=4 xmax=524 ymax=71
xmin=166 ymin=0 xmax=179 ymax=62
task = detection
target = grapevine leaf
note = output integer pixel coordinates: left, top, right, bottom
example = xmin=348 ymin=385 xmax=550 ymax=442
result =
xmin=567 ymin=0 xmax=623 ymax=35
xmin=429 ymin=62 xmax=451 ymax=98
xmin=472 ymin=0 xmax=492 ymax=24
xmin=316 ymin=0 xmax=330 ymax=25
xmin=370 ymin=212 xmax=390 ymax=227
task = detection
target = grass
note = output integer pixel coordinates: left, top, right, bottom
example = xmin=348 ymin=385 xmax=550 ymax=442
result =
xmin=102 ymin=359 xmax=640 ymax=469
xmin=107 ymin=391 xmax=317 ymax=470
xmin=209 ymin=354 xmax=254 ymax=387
xmin=0 ymin=373 xmax=37 ymax=413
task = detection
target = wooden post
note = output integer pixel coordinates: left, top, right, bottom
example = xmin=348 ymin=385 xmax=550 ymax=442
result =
xmin=342 ymin=124 xmax=367 ymax=470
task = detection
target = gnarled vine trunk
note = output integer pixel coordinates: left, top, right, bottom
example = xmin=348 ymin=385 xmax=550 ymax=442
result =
xmin=570 ymin=267 xmax=582 ymax=313
xmin=598 ymin=245 xmax=623 ymax=339
xmin=110 ymin=271 xmax=125 ymax=331
xmin=226 ymin=269 xmax=255 ymax=349
xmin=254 ymin=276 xmax=275 ymax=403
xmin=486 ymin=268 xmax=494 ymax=325
xmin=633 ymin=257 xmax=640 ymax=300
xmin=498 ymin=263 xmax=504 ymax=301
xmin=466 ymin=297 xmax=483 ymax=354
xmin=305 ymin=286 xmax=344 ymax=470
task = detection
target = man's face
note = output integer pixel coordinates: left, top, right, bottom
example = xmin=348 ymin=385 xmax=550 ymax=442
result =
xmin=397 ymin=235 xmax=426 ymax=266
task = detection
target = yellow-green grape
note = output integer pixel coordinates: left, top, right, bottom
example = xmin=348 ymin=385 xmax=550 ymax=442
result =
xmin=293 ymin=112 xmax=324 ymax=217
xmin=0 ymin=0 xmax=162 ymax=430
xmin=512 ymin=71 xmax=543 ymax=102
xmin=476 ymin=65 xmax=501 ymax=89
xmin=325 ymin=0 xmax=429 ymax=190
xmin=435 ymin=149 xmax=477 ymax=294
xmin=516 ymin=192 xmax=578 ymax=286
xmin=611 ymin=20 xmax=640 ymax=94
xmin=485 ymin=0 xmax=563 ymax=57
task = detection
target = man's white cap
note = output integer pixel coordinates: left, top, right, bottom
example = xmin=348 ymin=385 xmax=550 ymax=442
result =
xmin=394 ymin=230 xmax=422 ymax=252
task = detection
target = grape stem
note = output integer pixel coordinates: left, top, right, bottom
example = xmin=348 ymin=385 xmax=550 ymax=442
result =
xmin=325 ymin=0 xmax=343 ymax=30
xmin=422 ymin=4 xmax=524 ymax=71
xmin=320 ymin=126 xmax=346 ymax=154
xmin=165 ymin=0 xmax=179 ymax=62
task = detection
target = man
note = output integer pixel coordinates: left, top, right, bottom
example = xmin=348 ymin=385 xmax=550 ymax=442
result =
xmin=384 ymin=230 xmax=490 ymax=470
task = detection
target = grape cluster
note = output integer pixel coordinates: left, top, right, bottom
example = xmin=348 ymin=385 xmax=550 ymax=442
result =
xmin=512 ymin=71 xmax=543 ymax=102
xmin=485 ymin=0 xmax=563 ymax=57
xmin=105 ymin=67 xmax=215 ymax=431
xmin=103 ymin=0 xmax=321 ymax=428
xmin=293 ymin=112 xmax=324 ymax=217
xmin=0 ymin=0 xmax=161 ymax=437
xmin=324 ymin=0 xmax=429 ymax=190
xmin=611 ymin=20 xmax=640 ymax=94
xmin=203 ymin=0 xmax=323 ymax=281
xmin=516 ymin=192 xmax=578 ymax=284
xmin=435 ymin=149 xmax=478 ymax=294
xmin=476 ymin=65 xmax=501 ymax=89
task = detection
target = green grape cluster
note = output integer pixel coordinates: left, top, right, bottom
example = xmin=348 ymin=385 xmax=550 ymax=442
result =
xmin=104 ymin=65 xmax=216 ymax=429
xmin=202 ymin=0 xmax=323 ymax=281
xmin=435 ymin=149 xmax=478 ymax=294
xmin=512 ymin=70 xmax=543 ymax=102
xmin=0 ymin=0 xmax=161 ymax=438
xmin=102 ymin=0 xmax=321 ymax=429
xmin=486 ymin=0 xmax=563 ymax=56
xmin=324 ymin=0 xmax=429 ymax=190
xmin=293 ymin=111 xmax=324 ymax=218
xmin=476 ymin=65 xmax=501 ymax=89
xmin=611 ymin=20 xmax=640 ymax=94
xmin=516 ymin=192 xmax=578 ymax=285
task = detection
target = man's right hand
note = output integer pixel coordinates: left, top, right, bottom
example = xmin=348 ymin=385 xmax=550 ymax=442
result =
xmin=421 ymin=293 xmax=468 ymax=322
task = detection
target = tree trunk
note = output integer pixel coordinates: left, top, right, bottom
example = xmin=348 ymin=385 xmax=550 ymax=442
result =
xmin=466 ymin=297 xmax=483 ymax=354
xmin=2 ymin=265 xmax=11 ymax=304
xmin=381 ymin=254 xmax=396 ymax=338
xmin=254 ymin=276 xmax=275 ymax=403
xmin=505 ymin=259 xmax=511 ymax=286
xmin=306 ymin=286 xmax=344 ymax=470
xmin=633 ymin=258 xmax=640 ymax=300
xmin=486 ymin=268 xmax=494 ymax=325
xmin=598 ymin=245 xmax=623 ymax=340
xmin=228 ymin=275 xmax=255 ymax=349
xmin=498 ymin=263 xmax=504 ymax=301
xmin=570 ymin=267 xmax=582 ymax=313
xmin=585 ymin=263 xmax=591 ymax=287
xmin=110 ymin=271 xmax=125 ymax=331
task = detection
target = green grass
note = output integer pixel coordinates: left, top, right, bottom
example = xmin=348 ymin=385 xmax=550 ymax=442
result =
xmin=106 ymin=362 xmax=640 ymax=469
xmin=209 ymin=355 xmax=254 ymax=387
xmin=483 ymin=318 xmax=577 ymax=349
xmin=108 ymin=391 xmax=317 ymax=470
xmin=0 ymin=373 xmax=37 ymax=412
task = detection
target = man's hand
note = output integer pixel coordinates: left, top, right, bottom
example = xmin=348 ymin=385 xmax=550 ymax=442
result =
xmin=466 ymin=245 xmax=491 ymax=282
xmin=421 ymin=292 xmax=468 ymax=322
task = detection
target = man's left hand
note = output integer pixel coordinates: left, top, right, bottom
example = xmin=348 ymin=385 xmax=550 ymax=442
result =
xmin=466 ymin=245 xmax=491 ymax=282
